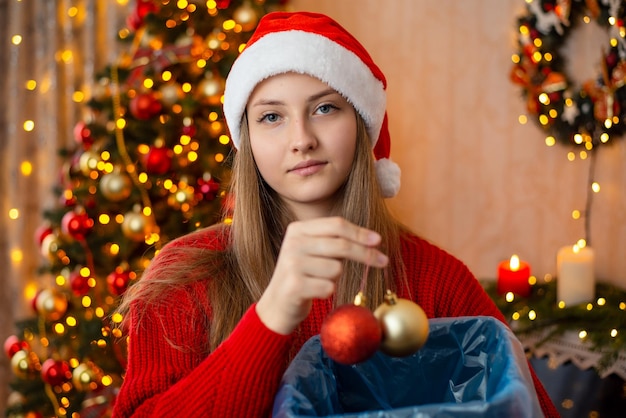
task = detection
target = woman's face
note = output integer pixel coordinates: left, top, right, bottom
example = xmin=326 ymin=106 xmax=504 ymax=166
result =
xmin=246 ymin=73 xmax=358 ymax=220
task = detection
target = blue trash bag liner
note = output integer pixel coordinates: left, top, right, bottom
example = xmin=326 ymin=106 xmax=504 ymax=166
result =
xmin=273 ymin=316 xmax=543 ymax=417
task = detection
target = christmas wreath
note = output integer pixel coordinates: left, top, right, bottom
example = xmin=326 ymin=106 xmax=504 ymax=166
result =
xmin=510 ymin=0 xmax=626 ymax=148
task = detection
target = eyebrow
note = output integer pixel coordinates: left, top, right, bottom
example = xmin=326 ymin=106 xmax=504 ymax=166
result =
xmin=250 ymin=88 xmax=339 ymax=108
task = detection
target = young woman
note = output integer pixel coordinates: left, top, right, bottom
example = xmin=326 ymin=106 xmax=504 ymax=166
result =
xmin=112 ymin=11 xmax=559 ymax=417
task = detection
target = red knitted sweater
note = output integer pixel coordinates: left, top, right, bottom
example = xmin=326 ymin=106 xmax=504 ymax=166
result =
xmin=112 ymin=228 xmax=559 ymax=417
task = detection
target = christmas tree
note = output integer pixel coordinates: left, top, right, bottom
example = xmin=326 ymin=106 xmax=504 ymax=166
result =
xmin=4 ymin=1 xmax=288 ymax=416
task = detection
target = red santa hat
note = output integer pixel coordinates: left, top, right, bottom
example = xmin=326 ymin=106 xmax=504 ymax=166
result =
xmin=223 ymin=11 xmax=401 ymax=198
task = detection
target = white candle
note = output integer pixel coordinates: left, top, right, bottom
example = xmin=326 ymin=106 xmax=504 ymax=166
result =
xmin=556 ymin=245 xmax=595 ymax=306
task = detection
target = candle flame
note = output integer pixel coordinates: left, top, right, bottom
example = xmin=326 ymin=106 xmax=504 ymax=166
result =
xmin=509 ymin=254 xmax=520 ymax=271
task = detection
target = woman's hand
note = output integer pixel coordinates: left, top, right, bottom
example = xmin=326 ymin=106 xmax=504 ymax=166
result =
xmin=255 ymin=217 xmax=388 ymax=335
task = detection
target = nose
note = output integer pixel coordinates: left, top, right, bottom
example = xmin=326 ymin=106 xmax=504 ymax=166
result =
xmin=289 ymin=116 xmax=318 ymax=152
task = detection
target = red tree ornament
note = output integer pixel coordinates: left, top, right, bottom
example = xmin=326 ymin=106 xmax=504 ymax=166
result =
xmin=129 ymin=92 xmax=162 ymax=120
xmin=34 ymin=223 xmax=53 ymax=246
xmin=61 ymin=209 xmax=94 ymax=240
xmin=216 ymin=0 xmax=232 ymax=9
xmin=181 ymin=124 xmax=197 ymax=137
xmin=41 ymin=359 xmax=72 ymax=386
xmin=320 ymin=296 xmax=382 ymax=365
xmin=196 ymin=174 xmax=220 ymax=201
xmin=59 ymin=190 xmax=78 ymax=207
xmin=70 ymin=270 xmax=91 ymax=296
xmin=107 ymin=267 xmax=135 ymax=296
xmin=127 ymin=0 xmax=158 ymax=30
xmin=73 ymin=121 xmax=95 ymax=149
xmin=144 ymin=145 xmax=172 ymax=175
xmin=4 ymin=335 xmax=30 ymax=359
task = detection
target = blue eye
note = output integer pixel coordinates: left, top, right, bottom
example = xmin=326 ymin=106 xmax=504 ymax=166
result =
xmin=317 ymin=104 xmax=337 ymax=114
xmin=258 ymin=113 xmax=279 ymax=123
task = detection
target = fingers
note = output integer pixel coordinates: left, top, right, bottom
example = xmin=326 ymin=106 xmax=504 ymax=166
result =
xmin=256 ymin=217 xmax=387 ymax=335
xmin=285 ymin=217 xmax=388 ymax=267
xmin=288 ymin=216 xmax=381 ymax=244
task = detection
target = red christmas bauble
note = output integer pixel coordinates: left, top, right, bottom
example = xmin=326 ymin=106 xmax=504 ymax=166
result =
xmin=181 ymin=124 xmax=197 ymax=137
xmin=127 ymin=0 xmax=158 ymax=30
xmin=216 ymin=0 xmax=232 ymax=9
xmin=4 ymin=335 xmax=29 ymax=359
xmin=320 ymin=304 xmax=381 ymax=365
xmin=129 ymin=93 xmax=162 ymax=120
xmin=41 ymin=359 xmax=72 ymax=386
xmin=30 ymin=290 xmax=42 ymax=314
xmin=61 ymin=210 xmax=94 ymax=240
xmin=196 ymin=175 xmax=220 ymax=201
xmin=70 ymin=271 xmax=91 ymax=296
xmin=73 ymin=121 xmax=94 ymax=149
xmin=126 ymin=10 xmax=143 ymax=31
xmin=136 ymin=0 xmax=158 ymax=18
xmin=34 ymin=223 xmax=53 ymax=246
xmin=144 ymin=146 xmax=172 ymax=175
xmin=106 ymin=268 xmax=135 ymax=296
xmin=59 ymin=189 xmax=78 ymax=207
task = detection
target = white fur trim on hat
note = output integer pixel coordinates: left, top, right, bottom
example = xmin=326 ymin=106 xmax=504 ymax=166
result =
xmin=375 ymin=158 xmax=401 ymax=198
xmin=223 ymin=30 xmax=387 ymax=149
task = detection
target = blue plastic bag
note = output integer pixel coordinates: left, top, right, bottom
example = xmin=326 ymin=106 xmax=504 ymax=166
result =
xmin=273 ymin=316 xmax=543 ymax=417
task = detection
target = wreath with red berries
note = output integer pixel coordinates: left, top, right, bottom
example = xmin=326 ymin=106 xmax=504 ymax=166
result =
xmin=510 ymin=0 xmax=626 ymax=149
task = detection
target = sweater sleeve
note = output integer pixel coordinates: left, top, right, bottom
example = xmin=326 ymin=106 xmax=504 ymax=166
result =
xmin=112 ymin=296 xmax=292 ymax=417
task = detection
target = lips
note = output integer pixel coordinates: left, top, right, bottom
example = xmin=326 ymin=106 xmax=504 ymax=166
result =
xmin=288 ymin=160 xmax=327 ymax=176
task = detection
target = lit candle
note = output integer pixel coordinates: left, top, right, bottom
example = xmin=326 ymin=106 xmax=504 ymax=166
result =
xmin=497 ymin=254 xmax=531 ymax=297
xmin=557 ymin=244 xmax=595 ymax=306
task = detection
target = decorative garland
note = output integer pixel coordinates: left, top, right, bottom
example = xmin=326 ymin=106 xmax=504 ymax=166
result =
xmin=483 ymin=280 xmax=626 ymax=373
xmin=510 ymin=0 xmax=626 ymax=148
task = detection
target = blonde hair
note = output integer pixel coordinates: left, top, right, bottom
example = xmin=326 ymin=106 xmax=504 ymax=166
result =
xmin=116 ymin=113 xmax=406 ymax=351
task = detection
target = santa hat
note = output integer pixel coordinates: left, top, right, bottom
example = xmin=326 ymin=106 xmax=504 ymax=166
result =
xmin=223 ymin=11 xmax=401 ymax=198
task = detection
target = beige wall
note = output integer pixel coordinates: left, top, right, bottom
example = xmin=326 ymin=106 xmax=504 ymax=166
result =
xmin=290 ymin=0 xmax=626 ymax=286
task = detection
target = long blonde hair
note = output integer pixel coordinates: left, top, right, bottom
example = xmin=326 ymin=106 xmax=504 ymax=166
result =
xmin=116 ymin=113 xmax=405 ymax=351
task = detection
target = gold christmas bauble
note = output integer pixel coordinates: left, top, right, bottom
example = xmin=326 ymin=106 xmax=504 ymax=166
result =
xmin=167 ymin=187 xmax=195 ymax=211
xmin=78 ymin=150 xmax=100 ymax=176
xmin=198 ymin=76 xmax=225 ymax=106
xmin=233 ymin=3 xmax=259 ymax=32
xmin=121 ymin=210 xmax=153 ymax=242
xmin=72 ymin=362 xmax=100 ymax=391
xmin=373 ymin=290 xmax=429 ymax=357
xmin=206 ymin=31 xmax=222 ymax=51
xmin=10 ymin=350 xmax=39 ymax=379
xmin=100 ymin=171 xmax=132 ymax=202
xmin=35 ymin=288 xmax=69 ymax=321
xmin=159 ymin=82 xmax=184 ymax=106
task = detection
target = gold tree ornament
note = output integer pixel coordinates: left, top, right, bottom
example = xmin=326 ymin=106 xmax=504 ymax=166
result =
xmin=10 ymin=350 xmax=40 ymax=380
xmin=233 ymin=3 xmax=259 ymax=32
xmin=72 ymin=362 xmax=102 ymax=392
xmin=374 ymin=290 xmax=429 ymax=357
xmin=121 ymin=208 xmax=153 ymax=242
xmin=197 ymin=74 xmax=225 ymax=106
xmin=35 ymin=289 xmax=69 ymax=322
xmin=100 ymin=170 xmax=132 ymax=202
